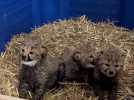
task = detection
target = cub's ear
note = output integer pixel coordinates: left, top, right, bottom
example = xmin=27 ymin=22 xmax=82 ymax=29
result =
xmin=41 ymin=46 xmax=48 ymax=57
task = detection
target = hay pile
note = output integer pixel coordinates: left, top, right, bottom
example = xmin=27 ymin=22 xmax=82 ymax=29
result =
xmin=0 ymin=16 xmax=134 ymax=99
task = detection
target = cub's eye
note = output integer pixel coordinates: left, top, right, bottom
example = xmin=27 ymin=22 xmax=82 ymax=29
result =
xmin=88 ymin=55 xmax=94 ymax=62
xmin=104 ymin=69 xmax=108 ymax=73
xmin=115 ymin=65 xmax=119 ymax=68
xmin=115 ymin=65 xmax=123 ymax=68
xmin=105 ymin=64 xmax=109 ymax=66
xmin=89 ymin=55 xmax=93 ymax=58
xmin=22 ymin=49 xmax=24 ymax=52
xmin=29 ymin=51 xmax=34 ymax=55
xmin=120 ymin=65 xmax=123 ymax=68
xmin=115 ymin=64 xmax=121 ymax=70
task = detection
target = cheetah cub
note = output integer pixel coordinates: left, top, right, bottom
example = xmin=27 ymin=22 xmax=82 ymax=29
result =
xmin=92 ymin=47 xmax=126 ymax=100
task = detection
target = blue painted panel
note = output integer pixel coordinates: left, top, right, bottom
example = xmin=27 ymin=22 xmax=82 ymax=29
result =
xmin=0 ymin=0 xmax=134 ymax=52
xmin=0 ymin=0 xmax=32 ymax=51
xmin=32 ymin=0 xmax=42 ymax=27
xmin=120 ymin=0 xmax=134 ymax=29
xmin=31 ymin=0 xmax=70 ymax=26
xmin=70 ymin=0 xmax=121 ymax=23
xmin=40 ymin=0 xmax=61 ymax=23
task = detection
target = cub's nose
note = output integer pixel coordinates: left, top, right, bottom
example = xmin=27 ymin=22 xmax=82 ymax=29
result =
xmin=22 ymin=55 xmax=27 ymax=61
xmin=107 ymin=69 xmax=116 ymax=77
xmin=28 ymin=55 xmax=32 ymax=61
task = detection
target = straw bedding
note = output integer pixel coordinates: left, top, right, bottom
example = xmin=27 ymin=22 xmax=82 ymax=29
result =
xmin=0 ymin=16 xmax=134 ymax=100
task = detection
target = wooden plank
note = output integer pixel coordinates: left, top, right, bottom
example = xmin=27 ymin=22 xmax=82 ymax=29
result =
xmin=0 ymin=94 xmax=26 ymax=100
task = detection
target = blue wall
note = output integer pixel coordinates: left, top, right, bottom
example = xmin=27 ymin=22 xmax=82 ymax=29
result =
xmin=0 ymin=0 xmax=32 ymax=51
xmin=70 ymin=0 xmax=121 ymax=23
xmin=120 ymin=0 xmax=134 ymax=29
xmin=0 ymin=0 xmax=134 ymax=52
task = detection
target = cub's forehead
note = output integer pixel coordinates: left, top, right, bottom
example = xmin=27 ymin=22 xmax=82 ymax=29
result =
xmin=25 ymin=40 xmax=34 ymax=45
xmin=24 ymin=40 xmax=38 ymax=45
xmin=100 ymin=48 xmax=126 ymax=62
xmin=20 ymin=40 xmax=40 ymax=48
